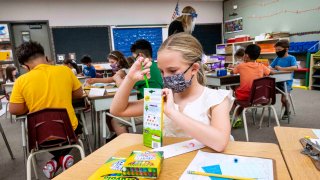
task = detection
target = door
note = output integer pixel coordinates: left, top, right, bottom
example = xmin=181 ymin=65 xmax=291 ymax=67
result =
xmin=11 ymin=22 xmax=53 ymax=73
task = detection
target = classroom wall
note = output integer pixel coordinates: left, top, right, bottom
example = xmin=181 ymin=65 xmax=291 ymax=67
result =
xmin=223 ymin=0 xmax=320 ymax=42
xmin=0 ymin=0 xmax=223 ymax=26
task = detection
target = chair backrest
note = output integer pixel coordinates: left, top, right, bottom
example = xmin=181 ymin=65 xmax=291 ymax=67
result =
xmin=27 ymin=108 xmax=77 ymax=151
xmin=248 ymin=77 xmax=276 ymax=106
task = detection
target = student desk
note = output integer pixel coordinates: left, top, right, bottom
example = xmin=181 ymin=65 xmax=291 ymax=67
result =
xmin=77 ymin=76 xmax=87 ymax=84
xmin=274 ymin=127 xmax=320 ymax=180
xmin=54 ymin=133 xmax=290 ymax=180
xmin=205 ymin=71 xmax=292 ymax=88
xmin=3 ymin=82 xmax=14 ymax=93
xmin=87 ymin=90 xmax=138 ymax=148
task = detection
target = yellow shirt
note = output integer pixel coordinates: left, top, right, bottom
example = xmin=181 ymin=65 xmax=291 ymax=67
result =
xmin=10 ymin=64 xmax=82 ymax=130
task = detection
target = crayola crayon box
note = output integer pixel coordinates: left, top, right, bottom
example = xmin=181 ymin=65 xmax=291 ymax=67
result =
xmin=88 ymin=157 xmax=126 ymax=180
xmin=143 ymin=88 xmax=164 ymax=148
xmin=122 ymin=151 xmax=164 ymax=179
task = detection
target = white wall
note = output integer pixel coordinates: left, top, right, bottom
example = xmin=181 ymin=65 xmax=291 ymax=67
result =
xmin=0 ymin=0 xmax=223 ymax=26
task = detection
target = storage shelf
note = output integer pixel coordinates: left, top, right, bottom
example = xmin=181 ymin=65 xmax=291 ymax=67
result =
xmin=0 ymin=41 xmax=11 ymax=45
xmin=311 ymin=84 xmax=320 ymax=88
xmin=312 ymin=75 xmax=320 ymax=78
xmin=0 ymin=60 xmax=14 ymax=64
xmin=260 ymin=52 xmax=276 ymax=55
xmin=216 ymin=53 xmax=232 ymax=56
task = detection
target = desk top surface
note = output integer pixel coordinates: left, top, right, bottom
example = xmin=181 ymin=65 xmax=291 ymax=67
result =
xmin=206 ymin=70 xmax=291 ymax=78
xmin=274 ymin=127 xmax=320 ymax=180
xmin=55 ymin=134 xmax=290 ymax=180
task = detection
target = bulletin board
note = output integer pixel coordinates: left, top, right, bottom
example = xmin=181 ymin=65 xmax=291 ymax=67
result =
xmin=51 ymin=26 xmax=111 ymax=63
xmin=111 ymin=26 xmax=167 ymax=60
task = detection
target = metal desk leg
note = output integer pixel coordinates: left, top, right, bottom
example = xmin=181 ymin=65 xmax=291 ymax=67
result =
xmin=97 ymin=111 xmax=101 ymax=148
xmin=90 ymin=101 xmax=95 ymax=135
xmin=0 ymin=122 xmax=14 ymax=159
xmin=283 ymin=82 xmax=291 ymax=123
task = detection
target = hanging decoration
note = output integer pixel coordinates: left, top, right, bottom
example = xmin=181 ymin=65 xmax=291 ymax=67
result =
xmin=248 ymin=6 xmax=320 ymax=19
xmin=238 ymin=0 xmax=279 ymax=9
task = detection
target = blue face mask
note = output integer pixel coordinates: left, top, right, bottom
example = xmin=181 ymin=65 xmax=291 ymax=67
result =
xmin=163 ymin=63 xmax=194 ymax=93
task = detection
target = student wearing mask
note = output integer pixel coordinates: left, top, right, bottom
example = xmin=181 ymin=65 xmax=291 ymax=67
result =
xmin=86 ymin=50 xmax=130 ymax=85
xmin=5 ymin=65 xmax=18 ymax=83
xmin=111 ymin=33 xmax=233 ymax=152
xmin=168 ymin=6 xmax=197 ymax=36
xmin=270 ymin=39 xmax=297 ymax=120
xmin=63 ymin=59 xmax=80 ymax=75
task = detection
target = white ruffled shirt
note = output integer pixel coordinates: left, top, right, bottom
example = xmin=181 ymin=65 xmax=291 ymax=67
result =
xmin=163 ymin=87 xmax=234 ymax=138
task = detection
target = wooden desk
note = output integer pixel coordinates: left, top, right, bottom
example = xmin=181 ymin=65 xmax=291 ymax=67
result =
xmin=86 ymin=88 xmax=138 ymax=148
xmin=55 ymin=134 xmax=290 ymax=180
xmin=274 ymin=127 xmax=320 ymax=180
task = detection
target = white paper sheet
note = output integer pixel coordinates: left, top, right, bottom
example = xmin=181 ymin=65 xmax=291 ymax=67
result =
xmin=106 ymin=88 xmax=119 ymax=93
xmin=88 ymin=88 xmax=105 ymax=97
xmin=180 ymin=150 xmax=274 ymax=180
xmin=151 ymin=139 xmax=205 ymax=159
xmin=312 ymin=129 xmax=320 ymax=139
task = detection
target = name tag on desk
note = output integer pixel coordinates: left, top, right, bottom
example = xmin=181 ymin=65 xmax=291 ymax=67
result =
xmin=88 ymin=88 xmax=105 ymax=97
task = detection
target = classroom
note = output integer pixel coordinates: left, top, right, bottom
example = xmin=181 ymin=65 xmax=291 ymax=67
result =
xmin=0 ymin=0 xmax=319 ymax=179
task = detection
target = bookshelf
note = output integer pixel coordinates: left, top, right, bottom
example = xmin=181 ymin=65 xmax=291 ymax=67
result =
xmin=0 ymin=23 xmax=15 ymax=83
xmin=309 ymin=53 xmax=320 ymax=90
xmin=216 ymin=38 xmax=289 ymax=64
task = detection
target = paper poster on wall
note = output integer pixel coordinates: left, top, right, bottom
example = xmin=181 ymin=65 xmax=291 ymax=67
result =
xmin=0 ymin=24 xmax=10 ymax=41
xmin=225 ymin=17 xmax=243 ymax=34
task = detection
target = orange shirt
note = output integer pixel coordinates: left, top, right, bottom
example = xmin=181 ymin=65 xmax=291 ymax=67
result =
xmin=233 ymin=62 xmax=271 ymax=100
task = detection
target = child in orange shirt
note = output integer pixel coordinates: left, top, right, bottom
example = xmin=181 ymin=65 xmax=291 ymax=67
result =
xmin=231 ymin=44 xmax=271 ymax=126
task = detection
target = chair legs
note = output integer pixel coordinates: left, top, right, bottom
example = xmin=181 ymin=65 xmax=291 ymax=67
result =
xmin=242 ymin=108 xmax=249 ymax=142
xmin=79 ymin=111 xmax=92 ymax=153
xmin=259 ymin=105 xmax=280 ymax=128
xmin=289 ymin=93 xmax=296 ymax=115
xmin=0 ymin=122 xmax=14 ymax=159
xmin=231 ymin=105 xmax=240 ymax=126
xmin=26 ymin=143 xmax=85 ymax=180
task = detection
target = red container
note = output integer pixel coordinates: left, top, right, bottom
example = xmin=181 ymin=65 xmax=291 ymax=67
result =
xmin=227 ymin=38 xmax=236 ymax=43
xmin=235 ymin=36 xmax=250 ymax=42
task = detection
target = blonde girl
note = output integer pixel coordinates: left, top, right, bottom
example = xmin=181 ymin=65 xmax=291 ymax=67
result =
xmin=110 ymin=33 xmax=233 ymax=152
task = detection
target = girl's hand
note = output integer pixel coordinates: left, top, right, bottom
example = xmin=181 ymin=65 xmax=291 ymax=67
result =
xmin=127 ymin=56 xmax=151 ymax=83
xmin=86 ymin=78 xmax=96 ymax=84
xmin=162 ymin=88 xmax=176 ymax=116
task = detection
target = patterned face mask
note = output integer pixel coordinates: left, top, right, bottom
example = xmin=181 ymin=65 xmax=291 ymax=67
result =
xmin=163 ymin=63 xmax=194 ymax=93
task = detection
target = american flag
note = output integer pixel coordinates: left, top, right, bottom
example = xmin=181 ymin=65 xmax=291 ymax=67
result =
xmin=171 ymin=1 xmax=180 ymax=21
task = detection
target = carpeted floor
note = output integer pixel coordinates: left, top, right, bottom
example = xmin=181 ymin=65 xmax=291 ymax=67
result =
xmin=0 ymin=88 xmax=319 ymax=180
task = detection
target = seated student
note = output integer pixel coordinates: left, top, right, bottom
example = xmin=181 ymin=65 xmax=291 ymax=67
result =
xmin=87 ymin=50 xmax=130 ymax=85
xmin=231 ymin=44 xmax=271 ymax=127
xmin=63 ymin=59 xmax=80 ymax=75
xmin=80 ymin=55 xmax=96 ymax=78
xmin=9 ymin=41 xmax=84 ymax=179
xmin=110 ymin=39 xmax=163 ymax=135
xmin=228 ymin=48 xmax=245 ymax=69
xmin=270 ymin=39 xmax=297 ymax=120
xmin=5 ymin=65 xmax=18 ymax=83
xmin=110 ymin=33 xmax=233 ymax=152
xmin=126 ymin=56 xmax=135 ymax=67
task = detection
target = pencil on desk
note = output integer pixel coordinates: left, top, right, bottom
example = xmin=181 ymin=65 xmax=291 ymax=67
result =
xmin=187 ymin=170 xmax=256 ymax=180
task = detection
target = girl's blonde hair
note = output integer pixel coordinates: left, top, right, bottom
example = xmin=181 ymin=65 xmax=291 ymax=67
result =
xmin=158 ymin=33 xmax=206 ymax=85
xmin=176 ymin=6 xmax=196 ymax=34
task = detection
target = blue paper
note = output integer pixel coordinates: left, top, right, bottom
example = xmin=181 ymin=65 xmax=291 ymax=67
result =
xmin=202 ymin=165 xmax=231 ymax=180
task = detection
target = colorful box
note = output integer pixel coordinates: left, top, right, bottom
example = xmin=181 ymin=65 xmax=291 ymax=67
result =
xmin=143 ymin=88 xmax=163 ymax=148
xmin=88 ymin=157 xmax=126 ymax=180
xmin=122 ymin=151 xmax=164 ymax=179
